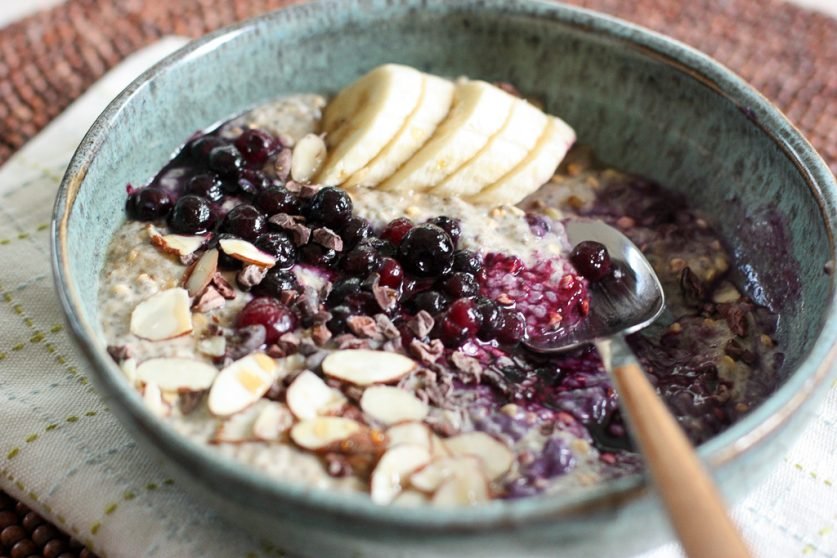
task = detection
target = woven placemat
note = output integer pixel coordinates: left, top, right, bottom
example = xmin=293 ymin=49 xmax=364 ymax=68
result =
xmin=0 ymin=0 xmax=834 ymax=556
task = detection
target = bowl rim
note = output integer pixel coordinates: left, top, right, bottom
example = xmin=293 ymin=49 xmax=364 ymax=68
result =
xmin=51 ymin=0 xmax=837 ymax=531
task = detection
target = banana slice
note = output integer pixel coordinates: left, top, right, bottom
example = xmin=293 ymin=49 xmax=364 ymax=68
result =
xmin=379 ymin=80 xmax=516 ymax=192
xmin=470 ymin=116 xmax=576 ymax=206
xmin=317 ymin=64 xmax=424 ymax=186
xmin=431 ymin=97 xmax=548 ymax=197
xmin=345 ymin=74 xmax=454 ymax=188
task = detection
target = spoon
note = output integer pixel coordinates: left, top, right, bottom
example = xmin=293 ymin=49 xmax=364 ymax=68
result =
xmin=525 ymin=219 xmax=751 ymax=558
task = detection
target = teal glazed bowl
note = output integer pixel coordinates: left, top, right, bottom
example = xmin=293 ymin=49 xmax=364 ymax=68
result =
xmin=52 ymin=1 xmax=837 ymax=556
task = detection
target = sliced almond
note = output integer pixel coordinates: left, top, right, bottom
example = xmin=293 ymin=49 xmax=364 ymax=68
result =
xmin=212 ymin=400 xmax=269 ymax=443
xmin=197 ymin=336 xmax=226 ymax=357
xmin=291 ymin=133 xmax=327 ymax=182
xmin=386 ymin=422 xmax=432 ymax=449
xmin=147 ymin=224 xmax=208 ymax=257
xmin=141 ymin=381 xmax=169 ymax=417
xmin=370 ymin=444 xmax=431 ymax=504
xmin=135 ymin=357 xmax=218 ymax=391
xmin=184 ymin=248 xmax=219 ymax=297
xmin=361 ymin=385 xmax=428 ymax=425
xmin=286 ymin=370 xmax=347 ymax=420
xmin=410 ymin=456 xmax=483 ymax=493
xmin=120 ymin=358 xmax=137 ymax=384
xmin=431 ymin=470 xmax=489 ymax=507
xmin=219 ymin=238 xmax=276 ymax=268
xmin=253 ymin=402 xmax=295 ymax=442
xmin=290 ymin=416 xmax=362 ymax=450
xmin=207 ymin=353 xmax=277 ymax=416
xmin=443 ymin=432 xmax=514 ymax=481
xmin=129 ymin=287 xmax=193 ymax=341
xmin=322 ymin=349 xmax=416 ymax=386
xmin=392 ymin=489 xmax=430 ymax=507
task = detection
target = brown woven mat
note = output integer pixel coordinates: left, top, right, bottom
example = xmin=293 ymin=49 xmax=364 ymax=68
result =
xmin=0 ymin=0 xmax=834 ymax=555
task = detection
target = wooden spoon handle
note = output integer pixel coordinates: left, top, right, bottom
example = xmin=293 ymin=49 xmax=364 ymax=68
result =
xmin=604 ymin=337 xmax=751 ymax=558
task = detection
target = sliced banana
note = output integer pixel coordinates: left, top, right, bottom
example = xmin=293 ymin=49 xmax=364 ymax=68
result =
xmin=344 ymin=74 xmax=455 ymax=188
xmin=470 ymin=116 xmax=576 ymax=206
xmin=431 ymin=98 xmax=548 ymax=197
xmin=379 ymin=80 xmax=516 ymax=192
xmin=317 ymin=64 xmax=424 ymax=186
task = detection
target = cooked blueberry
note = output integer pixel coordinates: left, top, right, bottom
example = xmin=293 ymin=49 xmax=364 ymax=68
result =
xmin=453 ymin=250 xmax=482 ymax=274
xmin=446 ymin=298 xmax=481 ymax=335
xmin=168 ymin=194 xmax=215 ymax=234
xmin=306 ymin=186 xmax=353 ymax=228
xmin=474 ymin=297 xmax=503 ymax=340
xmin=253 ymin=268 xmax=299 ymax=298
xmin=208 ymin=144 xmax=244 ymax=178
xmin=525 ymin=213 xmax=552 ymax=237
xmin=570 ymin=240 xmax=612 ymax=281
xmin=254 ymin=232 xmax=295 ymax=269
xmin=340 ymin=216 xmax=373 ymax=249
xmin=495 ymin=309 xmax=526 ymax=344
xmin=235 ymin=129 xmax=275 ymax=166
xmin=427 ymin=216 xmax=461 ymax=247
xmin=409 ymin=290 xmax=448 ymax=315
xmin=299 ymin=244 xmax=338 ymax=268
xmin=380 ymin=217 xmax=413 ymax=246
xmin=378 ymin=258 xmax=404 ymax=288
xmin=435 ymin=317 xmax=469 ymax=348
xmin=398 ymin=224 xmax=454 ymax=277
xmin=189 ymin=135 xmax=225 ymax=162
xmin=327 ymin=278 xmax=363 ymax=307
xmin=236 ymin=297 xmax=297 ymax=345
xmin=185 ymin=173 xmax=224 ymax=202
xmin=342 ymin=245 xmax=381 ymax=276
xmin=256 ymin=185 xmax=300 ymax=215
xmin=358 ymin=237 xmax=396 ymax=258
xmin=222 ymin=204 xmax=266 ymax=240
xmin=442 ymin=272 xmax=478 ymax=298
xmin=237 ymin=169 xmax=270 ymax=195
xmin=126 ymin=187 xmax=172 ymax=221
xmin=326 ymin=305 xmax=355 ymax=335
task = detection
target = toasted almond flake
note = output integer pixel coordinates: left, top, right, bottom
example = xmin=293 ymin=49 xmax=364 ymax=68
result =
xmin=275 ymin=354 xmax=306 ymax=380
xmin=212 ymin=400 xmax=270 ymax=443
xmin=135 ymin=357 xmax=218 ymax=391
xmin=197 ymin=336 xmax=226 ymax=357
xmin=429 ymin=433 xmax=450 ymax=459
xmin=219 ymin=238 xmax=276 ymax=268
xmin=184 ymin=248 xmax=219 ymax=297
xmin=207 ymin=353 xmax=276 ymax=416
xmin=129 ymin=288 xmax=193 ymax=341
xmin=142 ymin=382 xmax=169 ymax=417
xmin=386 ymin=422 xmax=432 ymax=449
xmin=291 ymin=133 xmax=327 ymax=182
xmin=410 ymin=456 xmax=483 ymax=493
xmin=286 ymin=370 xmax=347 ymax=420
xmin=443 ymin=432 xmax=514 ymax=480
xmin=392 ymin=489 xmax=430 ymax=507
xmin=361 ymin=386 xmax=428 ymax=425
xmin=120 ymin=358 xmax=137 ymax=384
xmin=147 ymin=224 xmax=208 ymax=257
xmin=321 ymin=349 xmax=416 ymax=386
xmin=431 ymin=470 xmax=489 ymax=507
xmin=290 ymin=416 xmax=362 ymax=450
xmin=370 ymin=445 xmax=431 ymax=505
xmin=253 ymin=402 xmax=294 ymax=442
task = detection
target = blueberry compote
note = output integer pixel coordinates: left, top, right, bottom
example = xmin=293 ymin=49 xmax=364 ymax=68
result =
xmin=118 ymin=120 xmax=783 ymax=502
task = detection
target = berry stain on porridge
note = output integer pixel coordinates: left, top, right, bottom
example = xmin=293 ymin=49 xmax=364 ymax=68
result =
xmin=100 ymin=65 xmax=784 ymax=506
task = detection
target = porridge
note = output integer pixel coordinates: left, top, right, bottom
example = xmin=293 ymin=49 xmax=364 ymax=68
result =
xmin=100 ymin=65 xmax=783 ymax=506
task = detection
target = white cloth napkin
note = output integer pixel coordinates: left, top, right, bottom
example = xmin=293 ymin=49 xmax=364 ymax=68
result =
xmin=0 ymin=37 xmax=834 ymax=558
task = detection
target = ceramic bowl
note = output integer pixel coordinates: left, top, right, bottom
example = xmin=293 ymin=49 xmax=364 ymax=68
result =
xmin=52 ymin=1 xmax=837 ymax=556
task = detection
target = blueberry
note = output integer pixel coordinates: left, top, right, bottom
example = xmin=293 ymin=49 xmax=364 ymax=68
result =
xmin=299 ymin=243 xmax=338 ymax=268
xmin=341 ymin=244 xmax=381 ymax=276
xmin=306 ymin=186 xmax=353 ymax=228
xmin=378 ymin=258 xmax=404 ymax=288
xmin=209 ymin=144 xmax=244 ymax=178
xmin=185 ymin=173 xmax=224 ymax=202
xmin=126 ymin=187 xmax=172 ymax=221
xmin=442 ymin=272 xmax=479 ymax=299
xmin=326 ymin=305 xmax=355 ymax=335
xmin=358 ymin=237 xmax=396 ymax=258
xmin=254 ymin=232 xmax=295 ymax=269
xmin=380 ymin=217 xmax=413 ymax=246
xmin=570 ymin=241 xmax=612 ymax=281
xmin=475 ymin=297 xmax=503 ymax=340
xmin=189 ymin=135 xmax=225 ymax=162
xmin=495 ymin=309 xmax=526 ymax=344
xmin=398 ymin=224 xmax=454 ymax=277
xmin=256 ymin=185 xmax=300 ymax=215
xmin=409 ymin=290 xmax=448 ymax=315
xmin=237 ymin=168 xmax=270 ymax=195
xmin=453 ymin=250 xmax=482 ymax=274
xmin=326 ymin=278 xmax=363 ymax=307
xmin=168 ymin=194 xmax=215 ymax=234
xmin=446 ymin=298 xmax=481 ymax=335
xmin=235 ymin=129 xmax=276 ymax=166
xmin=340 ymin=216 xmax=373 ymax=249
xmin=253 ymin=268 xmax=299 ymax=298
xmin=426 ymin=216 xmax=461 ymax=247
xmin=222 ymin=204 xmax=266 ymax=240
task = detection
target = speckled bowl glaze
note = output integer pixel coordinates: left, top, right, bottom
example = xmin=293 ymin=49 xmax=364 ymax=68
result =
xmin=52 ymin=1 xmax=837 ymax=556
